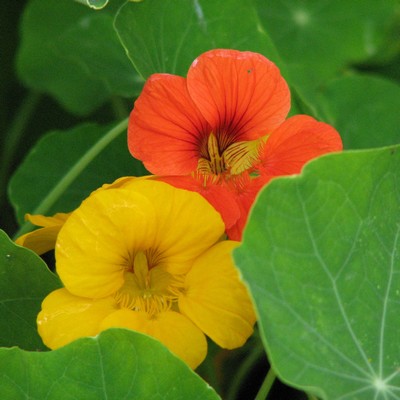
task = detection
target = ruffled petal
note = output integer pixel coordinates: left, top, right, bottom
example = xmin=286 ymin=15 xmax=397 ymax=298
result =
xmin=156 ymin=174 xmax=240 ymax=230
xmin=187 ymin=49 xmax=290 ymax=142
xmin=37 ymin=288 xmax=117 ymax=350
xmin=257 ymin=115 xmax=343 ymax=176
xmin=100 ymin=309 xmax=207 ymax=369
xmin=119 ymin=180 xmax=226 ymax=275
xmin=15 ymin=213 xmax=70 ymax=255
xmin=24 ymin=212 xmax=70 ymax=228
xmin=179 ymin=241 xmax=256 ymax=349
xmin=56 ymin=189 xmax=158 ymax=298
xmin=128 ymin=73 xmax=211 ymax=175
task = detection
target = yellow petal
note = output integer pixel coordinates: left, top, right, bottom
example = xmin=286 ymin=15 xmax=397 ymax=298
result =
xmin=56 ymin=189 xmax=158 ymax=298
xmin=15 ymin=213 xmax=70 ymax=255
xmin=37 ymin=288 xmax=117 ymax=350
xmin=25 ymin=212 xmax=71 ymax=228
xmin=179 ymin=241 xmax=256 ymax=349
xmin=119 ymin=180 xmax=225 ymax=275
xmin=101 ymin=309 xmax=207 ymax=369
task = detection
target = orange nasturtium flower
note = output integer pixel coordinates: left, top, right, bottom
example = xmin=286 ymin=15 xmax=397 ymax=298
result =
xmin=128 ymin=49 xmax=343 ymax=240
xmin=37 ymin=180 xmax=256 ymax=369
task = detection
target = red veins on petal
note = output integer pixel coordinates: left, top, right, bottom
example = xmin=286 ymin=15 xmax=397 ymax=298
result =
xmin=128 ymin=74 xmax=211 ymax=175
xmin=187 ymin=49 xmax=290 ymax=143
xmin=128 ymin=49 xmax=343 ymax=239
xmin=257 ymin=115 xmax=343 ymax=178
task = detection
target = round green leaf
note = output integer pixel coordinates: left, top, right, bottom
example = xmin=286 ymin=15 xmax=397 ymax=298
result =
xmin=114 ymin=0 xmax=283 ymax=79
xmin=234 ymin=146 xmax=400 ymax=399
xmin=256 ymin=0 xmax=398 ymax=89
xmin=0 ymin=230 xmax=61 ymax=350
xmin=319 ymin=74 xmax=400 ymax=150
xmin=9 ymin=122 xmax=147 ymax=227
xmin=0 ymin=328 xmax=221 ymax=400
xmin=17 ymin=0 xmax=140 ymax=115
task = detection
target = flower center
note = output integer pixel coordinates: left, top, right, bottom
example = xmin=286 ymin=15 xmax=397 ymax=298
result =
xmin=198 ymin=133 xmax=266 ymax=176
xmin=114 ymin=251 xmax=183 ymax=316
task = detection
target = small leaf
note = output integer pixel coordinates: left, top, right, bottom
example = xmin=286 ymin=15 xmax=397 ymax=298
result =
xmin=235 ymin=145 xmax=400 ymax=399
xmin=114 ymin=0 xmax=283 ymax=79
xmin=0 ymin=230 xmax=61 ymax=350
xmin=9 ymin=122 xmax=147 ymax=226
xmin=0 ymin=328 xmax=221 ymax=400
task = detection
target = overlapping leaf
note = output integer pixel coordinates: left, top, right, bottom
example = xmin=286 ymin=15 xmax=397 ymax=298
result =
xmin=318 ymin=75 xmax=400 ymax=150
xmin=255 ymin=0 xmax=398 ymax=90
xmin=235 ymin=145 xmax=400 ymax=399
xmin=17 ymin=0 xmax=140 ymax=115
xmin=9 ymin=122 xmax=147 ymax=227
xmin=0 ymin=329 xmax=221 ymax=400
xmin=0 ymin=230 xmax=61 ymax=350
xmin=114 ymin=0 xmax=283 ymax=79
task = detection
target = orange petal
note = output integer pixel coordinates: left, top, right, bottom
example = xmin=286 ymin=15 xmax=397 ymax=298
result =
xmin=101 ymin=309 xmax=207 ymax=369
xmin=187 ymin=49 xmax=290 ymax=141
xmin=37 ymin=288 xmax=117 ymax=349
xmin=128 ymin=74 xmax=210 ymax=175
xmin=258 ymin=115 xmax=343 ymax=176
xmin=223 ymin=173 xmax=268 ymax=241
xmin=179 ymin=241 xmax=256 ymax=349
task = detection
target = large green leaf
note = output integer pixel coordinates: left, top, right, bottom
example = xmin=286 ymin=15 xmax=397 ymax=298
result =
xmin=255 ymin=0 xmax=398 ymax=90
xmin=0 ymin=230 xmax=61 ymax=350
xmin=0 ymin=328 xmax=221 ymax=400
xmin=114 ymin=0 xmax=283 ymax=79
xmin=234 ymin=145 xmax=400 ymax=399
xmin=319 ymin=74 xmax=400 ymax=150
xmin=17 ymin=0 xmax=140 ymax=115
xmin=8 ymin=121 xmax=147 ymax=228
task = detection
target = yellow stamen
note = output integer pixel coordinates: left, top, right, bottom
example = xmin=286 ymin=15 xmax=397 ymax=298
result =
xmin=224 ymin=135 xmax=267 ymax=175
xmin=197 ymin=133 xmax=267 ymax=176
xmin=114 ymin=251 xmax=184 ymax=316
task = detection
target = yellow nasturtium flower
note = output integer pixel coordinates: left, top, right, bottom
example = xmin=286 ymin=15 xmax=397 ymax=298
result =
xmin=37 ymin=180 xmax=256 ymax=369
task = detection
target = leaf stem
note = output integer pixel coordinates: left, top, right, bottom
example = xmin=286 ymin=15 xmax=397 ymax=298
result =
xmin=254 ymin=367 xmax=277 ymax=400
xmin=0 ymin=91 xmax=41 ymax=207
xmin=225 ymin=341 xmax=265 ymax=400
xmin=13 ymin=117 xmax=129 ymax=239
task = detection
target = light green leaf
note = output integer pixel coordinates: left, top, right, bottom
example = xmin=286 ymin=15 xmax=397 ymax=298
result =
xmin=319 ymin=74 xmax=400 ymax=150
xmin=234 ymin=145 xmax=400 ymax=399
xmin=0 ymin=230 xmax=61 ymax=350
xmin=0 ymin=328 xmax=221 ymax=400
xmin=255 ymin=0 xmax=398 ymax=90
xmin=114 ymin=0 xmax=283 ymax=79
xmin=9 ymin=121 xmax=147 ymax=228
xmin=17 ymin=0 xmax=140 ymax=115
